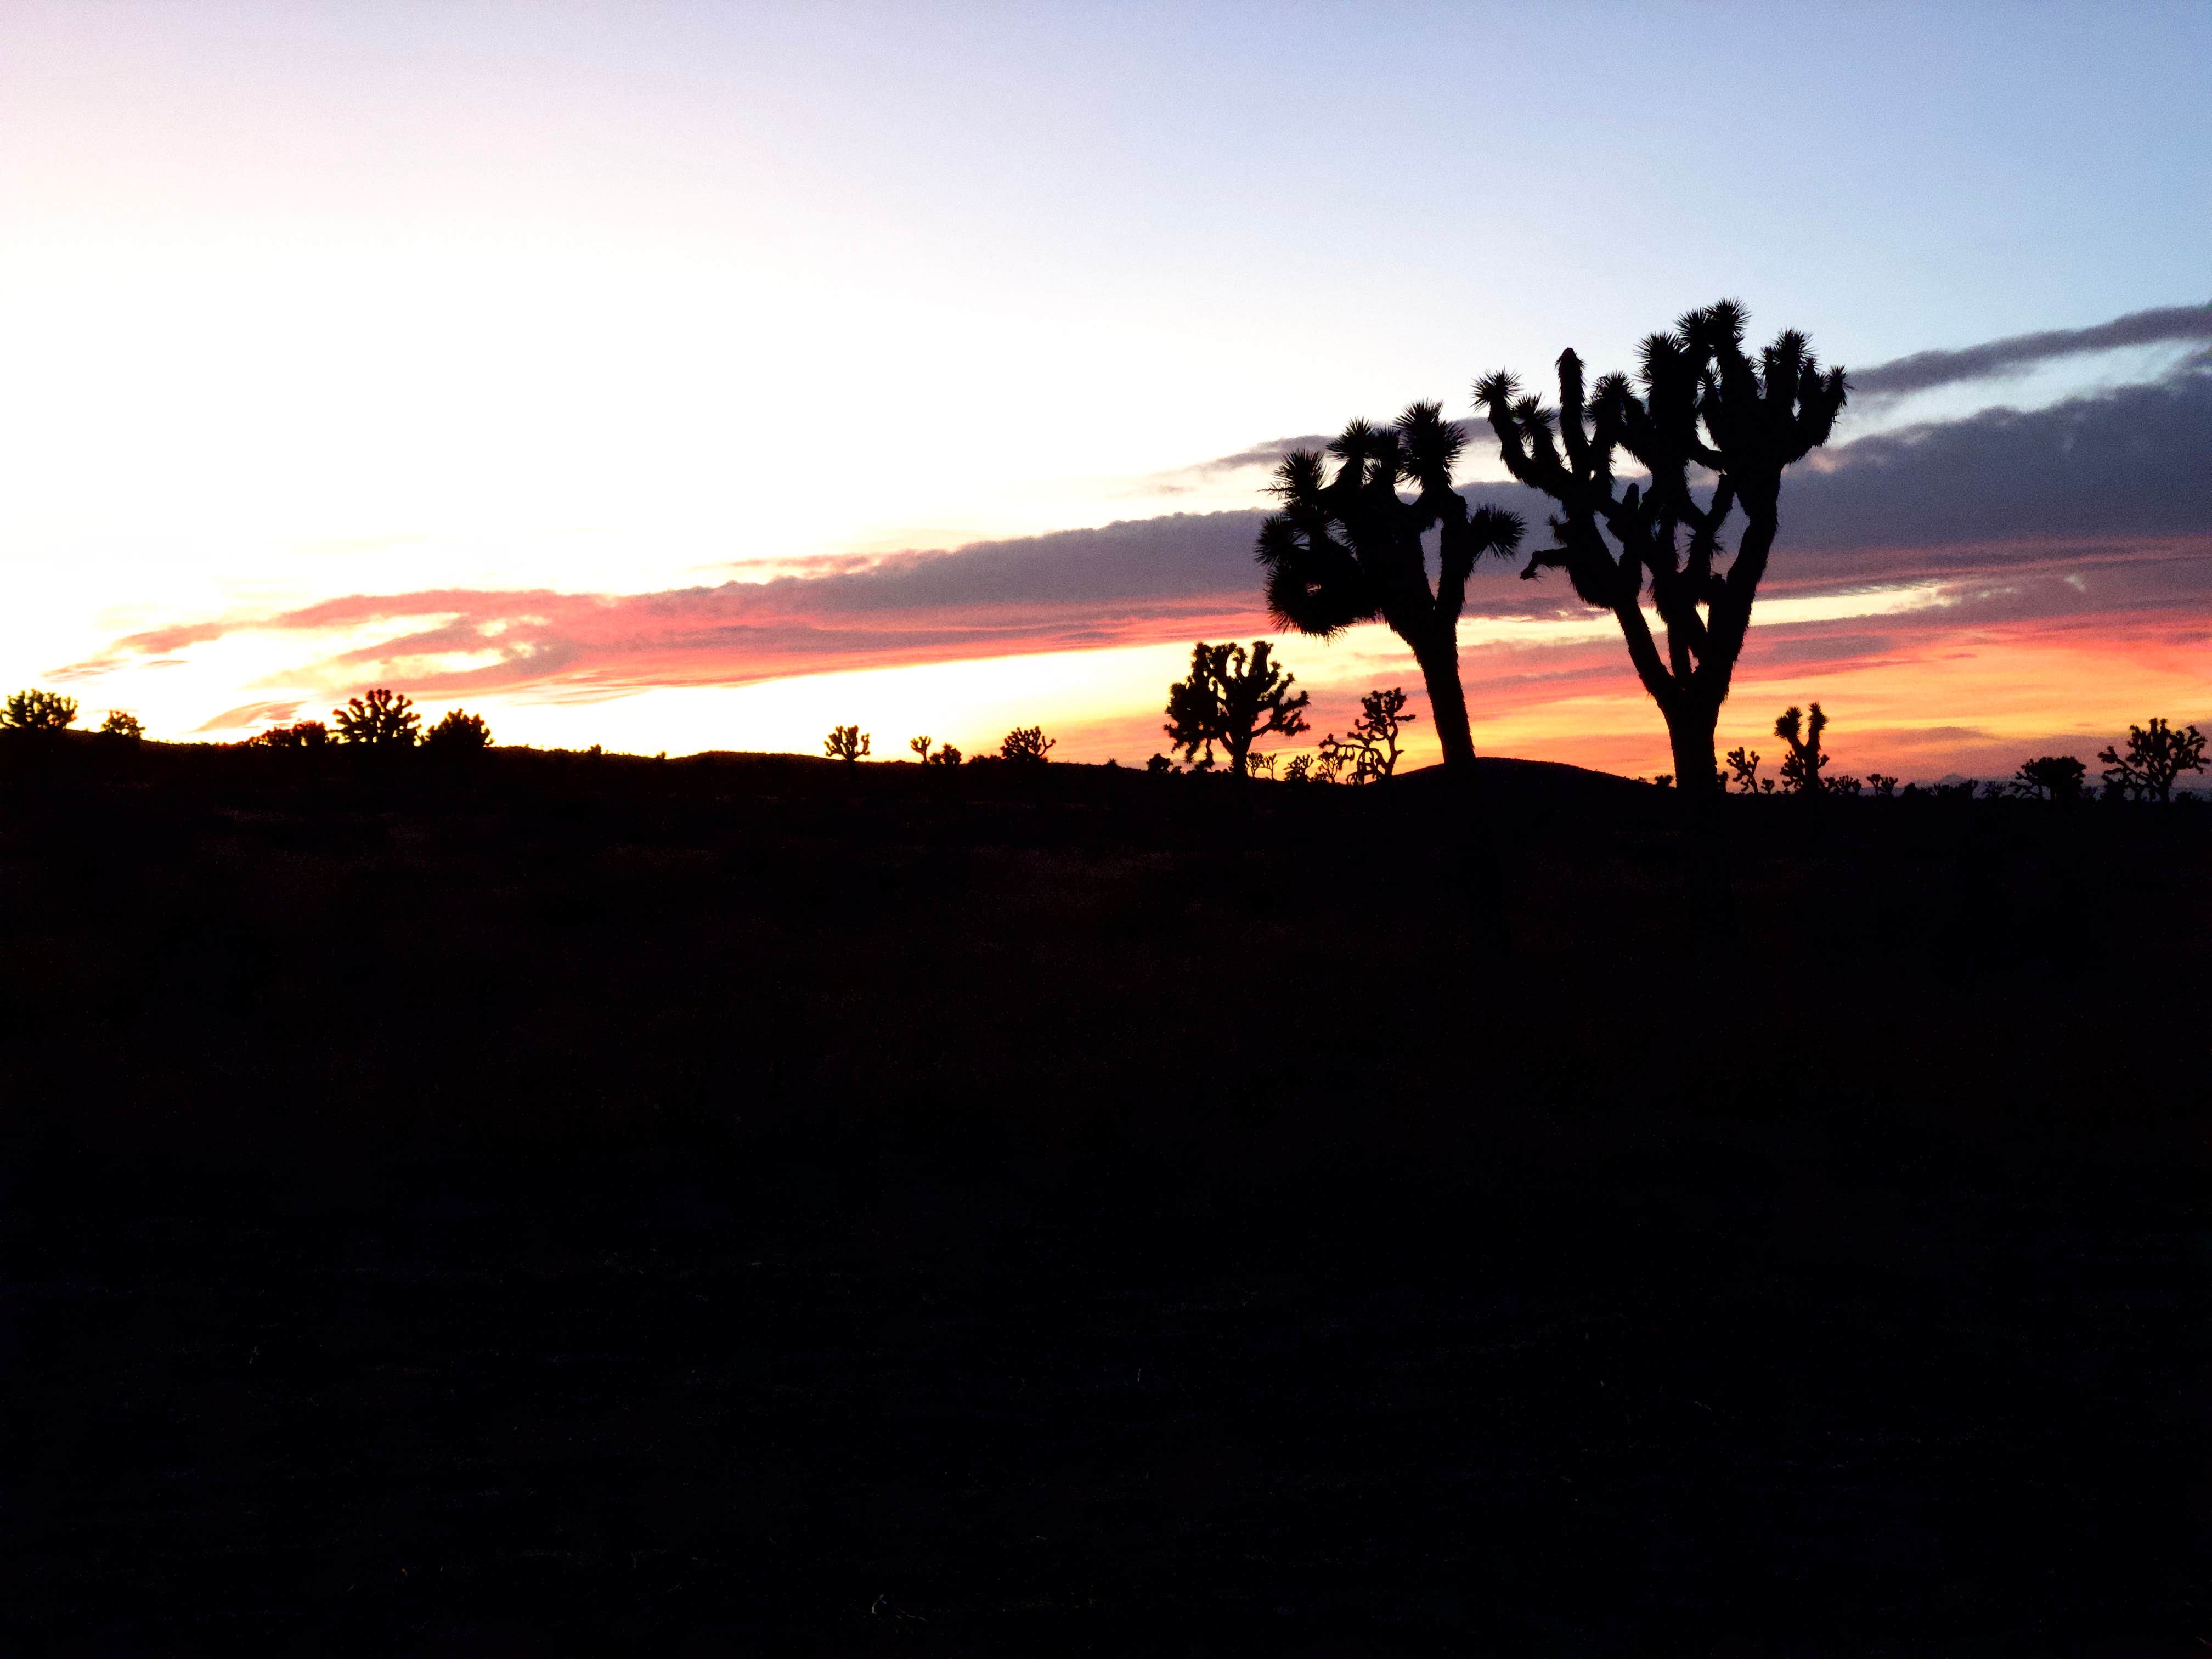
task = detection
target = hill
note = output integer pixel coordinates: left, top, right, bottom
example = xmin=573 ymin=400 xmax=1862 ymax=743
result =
xmin=4 ymin=737 xmax=2209 ymax=1651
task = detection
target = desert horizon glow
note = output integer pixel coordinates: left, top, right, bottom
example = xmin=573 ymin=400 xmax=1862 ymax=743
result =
xmin=4 ymin=3 xmax=2208 ymax=781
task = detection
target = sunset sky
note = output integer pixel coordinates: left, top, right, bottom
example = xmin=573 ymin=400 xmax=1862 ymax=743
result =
xmin=4 ymin=2 xmax=2207 ymax=779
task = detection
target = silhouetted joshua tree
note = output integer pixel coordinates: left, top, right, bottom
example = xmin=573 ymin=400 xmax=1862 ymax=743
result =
xmin=1163 ymin=640 xmax=1311 ymax=776
xmin=424 ymin=709 xmax=491 ymax=753
xmin=1866 ymin=773 xmax=1898 ymax=797
xmin=2 ymin=689 xmax=78 ymax=731
xmin=1774 ymin=703 xmax=1829 ymax=795
xmin=335 ymin=688 xmax=419 ymax=746
xmin=1477 ymin=302 xmax=1847 ymax=815
xmin=1724 ymin=746 xmax=1761 ymax=794
xmin=1256 ymin=404 xmax=1524 ymax=770
xmin=2098 ymin=718 xmax=2206 ymax=803
xmin=2013 ymin=755 xmax=2086 ymax=802
xmin=1316 ymin=687 xmax=1415 ymax=785
xmin=910 ymin=735 xmax=933 ymax=764
xmin=1000 ymin=726 xmax=1055 ymax=765
xmin=825 ymin=725 xmax=870 ymax=763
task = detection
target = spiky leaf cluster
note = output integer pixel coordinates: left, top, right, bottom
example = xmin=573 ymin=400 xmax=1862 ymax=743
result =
xmin=1255 ymin=403 xmax=1524 ymax=645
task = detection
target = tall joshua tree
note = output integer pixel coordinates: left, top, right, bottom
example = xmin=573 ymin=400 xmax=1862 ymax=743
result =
xmin=1476 ymin=302 xmax=1847 ymax=811
xmin=1256 ymin=403 xmax=1525 ymax=770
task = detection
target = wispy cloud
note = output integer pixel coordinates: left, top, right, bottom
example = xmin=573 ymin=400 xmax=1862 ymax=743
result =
xmin=1848 ymin=300 xmax=2212 ymax=401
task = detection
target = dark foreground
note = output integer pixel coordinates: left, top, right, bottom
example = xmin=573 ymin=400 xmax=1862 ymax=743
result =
xmin=5 ymin=741 xmax=2209 ymax=1654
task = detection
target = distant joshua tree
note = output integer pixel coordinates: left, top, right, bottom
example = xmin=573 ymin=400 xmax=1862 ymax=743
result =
xmin=99 ymin=710 xmax=144 ymax=742
xmin=1724 ymin=746 xmax=1761 ymax=794
xmin=335 ymin=689 xmax=420 ymax=747
xmin=1773 ymin=703 xmax=1829 ymax=795
xmin=2 ymin=689 xmax=79 ymax=732
xmin=1315 ymin=687 xmax=1415 ymax=786
xmin=1477 ymin=302 xmax=1847 ymax=830
xmin=1281 ymin=754 xmax=1313 ymax=784
xmin=1163 ymin=640 xmax=1311 ymax=776
xmin=424 ymin=709 xmax=492 ymax=753
xmin=2098 ymin=718 xmax=2206 ymax=803
xmin=909 ymin=735 xmax=933 ymax=764
xmin=1256 ymin=405 xmax=1525 ymax=770
xmin=2013 ymin=755 xmax=2087 ymax=802
xmin=1000 ymin=726 xmax=1055 ymax=765
xmin=825 ymin=725 xmax=870 ymax=763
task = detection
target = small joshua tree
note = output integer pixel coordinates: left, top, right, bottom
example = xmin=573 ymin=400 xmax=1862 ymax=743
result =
xmin=1477 ymin=302 xmax=1847 ymax=826
xmin=2098 ymin=718 xmax=2206 ymax=803
xmin=1866 ymin=773 xmax=1898 ymax=797
xmin=1725 ymin=746 xmax=1761 ymax=794
xmin=1000 ymin=726 xmax=1055 ymax=765
xmin=910 ymin=735 xmax=933 ymax=764
xmin=2 ymin=689 xmax=79 ymax=732
xmin=100 ymin=710 xmax=144 ymax=742
xmin=1314 ymin=687 xmax=1415 ymax=785
xmin=825 ymin=724 xmax=870 ymax=763
xmin=1163 ymin=640 xmax=1311 ymax=776
xmin=424 ymin=709 xmax=492 ymax=754
xmin=334 ymin=688 xmax=420 ymax=747
xmin=1774 ymin=704 xmax=1829 ymax=795
xmin=1256 ymin=405 xmax=1524 ymax=771
xmin=1282 ymin=754 xmax=1313 ymax=784
xmin=2013 ymin=755 xmax=2086 ymax=802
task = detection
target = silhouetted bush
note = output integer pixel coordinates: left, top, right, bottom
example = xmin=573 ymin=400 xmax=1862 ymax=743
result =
xmin=3 ymin=689 xmax=78 ymax=732
xmin=99 ymin=710 xmax=144 ymax=742
xmin=246 ymin=720 xmax=330 ymax=750
xmin=335 ymin=689 xmax=420 ymax=747
xmin=2013 ymin=755 xmax=2086 ymax=802
xmin=1000 ymin=726 xmax=1054 ymax=765
xmin=1164 ymin=639 xmax=1310 ymax=776
xmin=928 ymin=743 xmax=962 ymax=768
xmin=2099 ymin=718 xmax=2206 ymax=803
xmin=1146 ymin=753 xmax=1175 ymax=775
xmin=1257 ymin=408 xmax=1522 ymax=771
xmin=424 ymin=709 xmax=492 ymax=754
xmin=824 ymin=725 xmax=870 ymax=763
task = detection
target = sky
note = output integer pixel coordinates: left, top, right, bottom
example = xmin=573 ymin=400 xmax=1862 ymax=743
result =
xmin=3 ymin=1 xmax=2208 ymax=779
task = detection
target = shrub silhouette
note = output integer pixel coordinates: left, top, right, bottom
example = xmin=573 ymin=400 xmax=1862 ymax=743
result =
xmin=1000 ymin=726 xmax=1055 ymax=765
xmin=335 ymin=689 xmax=420 ymax=747
xmin=928 ymin=743 xmax=962 ymax=768
xmin=1478 ymin=301 xmax=1846 ymax=833
xmin=1163 ymin=640 xmax=1311 ymax=776
xmin=99 ymin=710 xmax=144 ymax=742
xmin=1774 ymin=703 xmax=1829 ymax=795
xmin=2014 ymin=755 xmax=2087 ymax=802
xmin=1256 ymin=405 xmax=1523 ymax=770
xmin=1724 ymin=746 xmax=1761 ymax=794
xmin=3 ymin=689 xmax=78 ymax=731
xmin=247 ymin=720 xmax=330 ymax=749
xmin=825 ymin=725 xmax=870 ymax=763
xmin=424 ymin=709 xmax=492 ymax=753
xmin=2098 ymin=718 xmax=2206 ymax=803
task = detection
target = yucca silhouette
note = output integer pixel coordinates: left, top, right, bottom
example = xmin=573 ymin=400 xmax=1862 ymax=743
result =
xmin=1477 ymin=302 xmax=1847 ymax=815
xmin=1256 ymin=404 xmax=1524 ymax=770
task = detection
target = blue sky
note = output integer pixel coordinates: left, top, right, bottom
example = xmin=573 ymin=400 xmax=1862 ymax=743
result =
xmin=2 ymin=2 xmax=2207 ymax=768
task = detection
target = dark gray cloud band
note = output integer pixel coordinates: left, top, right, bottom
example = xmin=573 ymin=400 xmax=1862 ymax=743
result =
xmin=1848 ymin=301 xmax=2212 ymax=400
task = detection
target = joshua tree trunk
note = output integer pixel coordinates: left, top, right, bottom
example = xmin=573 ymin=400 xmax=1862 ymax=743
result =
xmin=1413 ymin=629 xmax=1477 ymax=770
xmin=1667 ymin=697 xmax=1719 ymax=804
